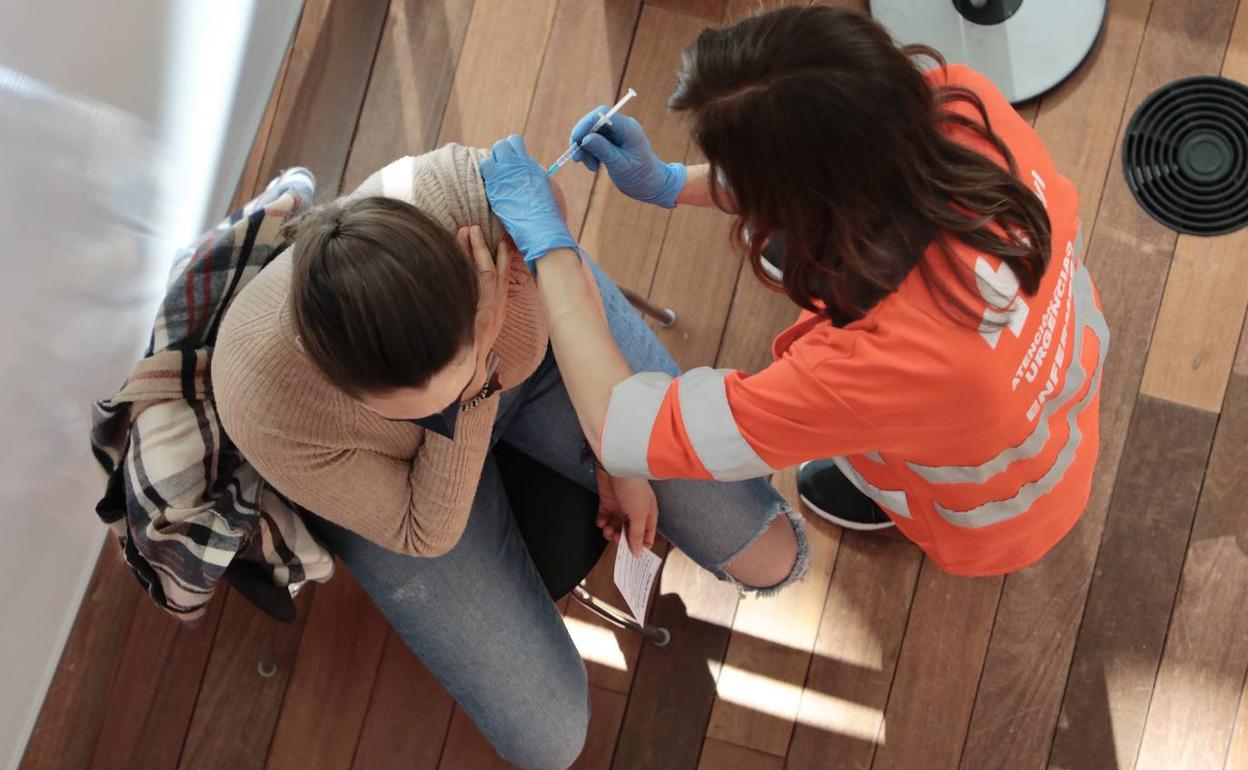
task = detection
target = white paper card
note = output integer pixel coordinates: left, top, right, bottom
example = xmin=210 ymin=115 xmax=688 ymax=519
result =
xmin=613 ymin=544 xmax=662 ymax=623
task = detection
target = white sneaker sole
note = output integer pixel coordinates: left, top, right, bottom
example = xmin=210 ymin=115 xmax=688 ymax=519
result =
xmin=797 ymin=462 xmax=896 ymax=531
xmin=760 ymin=256 xmax=784 ymax=283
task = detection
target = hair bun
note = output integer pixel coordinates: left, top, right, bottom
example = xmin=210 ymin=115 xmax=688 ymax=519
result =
xmin=281 ymin=203 xmax=344 ymax=244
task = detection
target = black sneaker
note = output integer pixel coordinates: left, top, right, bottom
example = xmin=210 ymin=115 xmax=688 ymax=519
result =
xmin=798 ymin=460 xmax=895 ymax=531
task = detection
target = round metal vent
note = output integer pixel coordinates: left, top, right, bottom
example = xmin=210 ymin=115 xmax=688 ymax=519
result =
xmin=1122 ymin=76 xmax=1248 ymax=236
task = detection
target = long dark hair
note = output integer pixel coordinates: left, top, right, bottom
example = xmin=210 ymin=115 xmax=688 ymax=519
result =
xmin=285 ymin=196 xmax=478 ymax=396
xmin=669 ymin=5 xmax=1051 ymax=327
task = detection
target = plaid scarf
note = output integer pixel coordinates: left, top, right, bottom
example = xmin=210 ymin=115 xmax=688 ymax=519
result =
xmin=90 ymin=168 xmax=334 ymax=623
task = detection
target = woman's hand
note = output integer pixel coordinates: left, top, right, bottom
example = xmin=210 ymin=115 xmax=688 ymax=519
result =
xmin=594 ymin=465 xmax=658 ymax=556
xmin=569 ymin=107 xmax=686 ymax=209
xmin=480 ymin=135 xmax=579 ymax=270
xmin=456 ymin=224 xmax=511 ymax=397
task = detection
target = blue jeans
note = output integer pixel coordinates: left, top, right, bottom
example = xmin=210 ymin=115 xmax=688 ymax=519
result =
xmin=307 ymin=260 xmax=807 ymax=769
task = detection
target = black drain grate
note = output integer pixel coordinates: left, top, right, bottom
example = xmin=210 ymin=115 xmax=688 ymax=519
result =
xmin=1122 ymin=76 xmax=1248 ymax=236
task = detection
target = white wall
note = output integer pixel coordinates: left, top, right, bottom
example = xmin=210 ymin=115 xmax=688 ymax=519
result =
xmin=0 ymin=2 xmax=302 ymax=768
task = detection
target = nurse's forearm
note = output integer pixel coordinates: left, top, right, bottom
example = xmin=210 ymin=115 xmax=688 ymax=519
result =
xmin=534 ymin=249 xmax=632 ymax=454
xmin=675 ymin=164 xmax=715 ymax=208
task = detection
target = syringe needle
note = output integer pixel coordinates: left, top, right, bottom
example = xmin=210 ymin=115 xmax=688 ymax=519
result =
xmin=547 ymin=88 xmax=638 ymax=176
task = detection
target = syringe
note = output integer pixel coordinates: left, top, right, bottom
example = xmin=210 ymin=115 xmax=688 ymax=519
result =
xmin=547 ymin=88 xmax=638 ymax=175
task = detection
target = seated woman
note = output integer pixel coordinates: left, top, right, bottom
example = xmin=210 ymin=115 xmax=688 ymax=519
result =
xmin=211 ymin=144 xmax=806 ymax=770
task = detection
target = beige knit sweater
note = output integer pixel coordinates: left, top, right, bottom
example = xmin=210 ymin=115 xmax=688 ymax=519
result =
xmin=212 ymin=145 xmax=548 ymax=556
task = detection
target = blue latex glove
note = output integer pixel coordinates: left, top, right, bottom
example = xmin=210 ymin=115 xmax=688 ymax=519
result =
xmin=480 ymin=135 xmax=579 ymax=270
xmin=570 ymin=107 xmax=686 ymax=209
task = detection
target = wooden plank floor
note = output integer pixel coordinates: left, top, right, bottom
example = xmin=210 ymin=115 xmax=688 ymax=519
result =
xmin=22 ymin=1 xmax=1248 ymax=769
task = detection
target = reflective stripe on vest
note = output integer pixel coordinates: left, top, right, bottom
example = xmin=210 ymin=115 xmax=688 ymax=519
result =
xmin=907 ymin=228 xmax=1091 ymax=486
xmin=676 ymin=367 xmax=778 ymax=481
xmin=833 ymin=457 xmax=913 ymax=519
xmin=600 ymin=371 xmax=672 ymax=478
xmin=933 ymin=261 xmax=1108 ymax=528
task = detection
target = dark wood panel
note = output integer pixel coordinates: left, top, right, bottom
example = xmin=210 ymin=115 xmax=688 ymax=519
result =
xmin=350 ymin=631 xmax=456 ymax=770
xmin=340 ymin=0 xmax=477 ymax=191
xmin=579 ymin=4 xmax=707 ymax=293
xmin=870 ymin=563 xmax=1002 ymax=770
xmin=525 ymin=0 xmax=644 ymax=236
xmin=647 ymin=0 xmax=727 ymax=22
xmin=437 ymin=706 xmax=519 ymax=770
xmin=1049 ymin=396 xmax=1218 ymax=770
xmin=698 ymin=738 xmax=785 ymax=770
xmin=177 ymin=588 xmax=313 ymax=770
xmin=786 ymin=534 xmax=924 ymax=770
xmin=1136 ymin=375 xmax=1248 ymax=769
xmin=20 ymin=543 xmax=141 ymax=770
xmin=88 ymin=595 xmax=227 ymax=770
xmin=571 ymin=686 xmax=629 ymax=770
xmin=612 ymin=549 xmax=740 ymax=770
xmin=434 ymin=0 xmax=560 ymax=148
xmin=255 ymin=0 xmax=391 ymax=198
xmin=648 ymin=150 xmax=742 ymax=369
xmin=960 ymin=0 xmax=1238 ymax=766
xmin=715 ymin=269 xmax=797 ymax=373
xmin=265 ymin=571 xmax=389 ymax=770
xmin=725 ymin=0 xmax=867 ymax=24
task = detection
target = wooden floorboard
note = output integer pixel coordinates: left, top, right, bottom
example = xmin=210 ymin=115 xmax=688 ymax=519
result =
xmin=703 ymin=471 xmax=842 ymax=758
xmin=255 ymin=0 xmax=391 ymax=198
xmin=870 ymin=564 xmax=1003 ymax=770
xmin=177 ymin=589 xmax=314 ymax=770
xmin=578 ymin=3 xmax=707 ymax=293
xmin=434 ymin=0 xmax=560 ymax=148
xmin=349 ymin=631 xmax=456 ymax=770
xmin=264 ymin=571 xmax=389 ymax=770
xmin=438 ymin=706 xmax=519 ymax=770
xmin=524 ymin=0 xmax=644 ymax=237
xmin=786 ymin=535 xmax=924 ymax=770
xmin=1049 ymin=396 xmax=1218 ymax=770
xmin=611 ymin=549 xmax=740 ymax=770
xmin=698 ymin=738 xmax=785 ymax=770
xmin=1135 ymin=371 xmax=1248 ymax=769
xmin=88 ymin=594 xmax=227 ymax=770
xmin=19 ymin=544 xmax=142 ymax=770
xmin=340 ymin=0 xmax=477 ymax=192
xmin=573 ymin=686 xmax=629 ymax=770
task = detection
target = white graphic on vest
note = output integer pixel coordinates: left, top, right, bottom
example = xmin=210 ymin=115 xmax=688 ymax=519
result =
xmin=1014 ymin=241 xmax=1073 ymax=398
xmin=975 ymin=169 xmax=1049 ymax=350
xmin=1032 ymin=169 xmax=1048 ymax=208
xmin=976 ymin=258 xmax=1029 ymax=349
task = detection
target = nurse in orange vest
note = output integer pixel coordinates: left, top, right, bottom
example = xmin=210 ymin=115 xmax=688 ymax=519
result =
xmin=482 ymin=6 xmax=1108 ymax=577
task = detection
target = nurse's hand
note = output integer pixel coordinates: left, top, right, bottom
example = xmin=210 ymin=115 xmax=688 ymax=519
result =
xmin=595 ymin=466 xmax=658 ymax=557
xmin=481 ymin=135 xmax=579 ymax=270
xmin=570 ymin=107 xmax=686 ymax=209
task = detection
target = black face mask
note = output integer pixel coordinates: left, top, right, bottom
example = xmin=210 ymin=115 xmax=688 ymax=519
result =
xmin=386 ymin=350 xmax=501 ymax=440
xmin=406 ymin=401 xmax=460 ymax=439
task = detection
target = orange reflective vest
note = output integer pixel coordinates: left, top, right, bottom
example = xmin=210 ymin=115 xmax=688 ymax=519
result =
xmin=599 ymin=65 xmax=1108 ymax=576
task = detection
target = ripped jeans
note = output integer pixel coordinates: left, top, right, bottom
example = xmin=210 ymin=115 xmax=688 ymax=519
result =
xmin=305 ymin=258 xmax=807 ymax=770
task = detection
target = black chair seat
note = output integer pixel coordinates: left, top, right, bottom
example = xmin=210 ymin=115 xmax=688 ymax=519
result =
xmin=494 ymin=441 xmax=606 ymax=600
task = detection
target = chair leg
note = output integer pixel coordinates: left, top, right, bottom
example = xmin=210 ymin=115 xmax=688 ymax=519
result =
xmin=572 ymin=584 xmax=670 ymax=647
xmin=618 ymin=286 xmax=677 ymax=328
xmin=258 ymin=645 xmax=278 ymax=678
